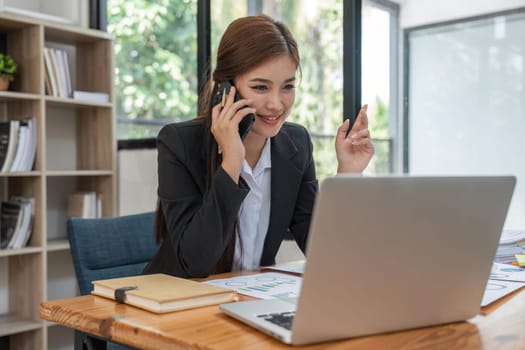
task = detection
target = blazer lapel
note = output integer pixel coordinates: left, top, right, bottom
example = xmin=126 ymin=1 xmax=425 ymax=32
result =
xmin=260 ymin=128 xmax=303 ymax=264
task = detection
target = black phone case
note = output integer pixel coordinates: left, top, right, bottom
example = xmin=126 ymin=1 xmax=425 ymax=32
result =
xmin=213 ymin=81 xmax=255 ymax=140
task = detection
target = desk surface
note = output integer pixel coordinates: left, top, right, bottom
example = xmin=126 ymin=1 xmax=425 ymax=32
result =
xmin=40 ymin=271 xmax=525 ymax=350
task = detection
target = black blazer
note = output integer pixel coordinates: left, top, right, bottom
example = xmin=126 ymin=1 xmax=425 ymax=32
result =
xmin=144 ymin=119 xmax=318 ymax=278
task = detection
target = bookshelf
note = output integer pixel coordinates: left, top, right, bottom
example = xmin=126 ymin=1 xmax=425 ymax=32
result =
xmin=0 ymin=13 xmax=116 ymax=349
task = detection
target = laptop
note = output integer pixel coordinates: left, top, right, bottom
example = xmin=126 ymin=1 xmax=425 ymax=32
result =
xmin=220 ymin=175 xmax=516 ymax=345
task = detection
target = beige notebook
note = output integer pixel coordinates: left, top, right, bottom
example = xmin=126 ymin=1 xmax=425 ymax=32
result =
xmin=91 ymin=273 xmax=236 ymax=313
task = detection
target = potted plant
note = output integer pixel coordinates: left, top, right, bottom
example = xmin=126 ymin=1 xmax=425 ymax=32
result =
xmin=0 ymin=53 xmax=18 ymax=91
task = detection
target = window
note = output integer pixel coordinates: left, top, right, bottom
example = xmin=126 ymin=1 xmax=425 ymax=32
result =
xmin=106 ymin=0 xmax=398 ymax=177
xmin=406 ymin=10 xmax=525 ymax=228
xmin=107 ymin=0 xmax=198 ymax=139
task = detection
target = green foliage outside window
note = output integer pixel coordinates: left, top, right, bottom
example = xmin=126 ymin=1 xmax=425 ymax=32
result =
xmin=108 ymin=0 xmax=198 ymax=139
xmin=108 ymin=0 xmax=391 ymax=176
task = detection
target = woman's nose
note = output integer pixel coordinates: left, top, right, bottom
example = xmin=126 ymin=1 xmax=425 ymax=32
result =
xmin=266 ymin=92 xmax=284 ymax=113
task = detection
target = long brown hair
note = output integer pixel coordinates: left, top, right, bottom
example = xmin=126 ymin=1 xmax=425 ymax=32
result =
xmin=156 ymin=15 xmax=300 ymax=273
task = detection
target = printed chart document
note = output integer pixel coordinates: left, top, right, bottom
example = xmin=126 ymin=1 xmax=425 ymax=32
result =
xmin=482 ymin=280 xmax=525 ymax=306
xmin=203 ymin=264 xmax=524 ymax=306
xmin=481 ymin=263 xmax=525 ymax=306
xmin=490 ymin=263 xmax=525 ymax=283
xmin=203 ymin=272 xmax=302 ymax=300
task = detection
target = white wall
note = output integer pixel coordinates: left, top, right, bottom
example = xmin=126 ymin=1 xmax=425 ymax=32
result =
xmin=398 ymin=0 xmax=525 ymax=27
xmin=118 ymin=149 xmax=158 ymax=215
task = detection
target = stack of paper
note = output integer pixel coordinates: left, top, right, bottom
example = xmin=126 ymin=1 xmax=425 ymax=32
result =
xmin=262 ymin=260 xmax=305 ymax=274
xmin=495 ymin=229 xmax=525 ymax=264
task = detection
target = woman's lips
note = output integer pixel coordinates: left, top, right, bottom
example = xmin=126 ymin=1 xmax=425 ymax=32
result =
xmin=258 ymin=114 xmax=282 ymax=125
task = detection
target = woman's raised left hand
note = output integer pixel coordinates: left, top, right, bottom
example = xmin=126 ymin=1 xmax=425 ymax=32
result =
xmin=335 ymin=104 xmax=375 ymax=174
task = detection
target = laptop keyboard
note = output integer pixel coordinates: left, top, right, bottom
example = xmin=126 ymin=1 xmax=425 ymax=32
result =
xmin=257 ymin=311 xmax=295 ymax=330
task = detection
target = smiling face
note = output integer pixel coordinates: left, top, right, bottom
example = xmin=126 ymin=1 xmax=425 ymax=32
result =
xmin=234 ymin=54 xmax=297 ymax=140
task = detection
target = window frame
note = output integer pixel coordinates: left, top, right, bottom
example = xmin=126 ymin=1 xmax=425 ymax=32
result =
xmin=364 ymin=0 xmax=400 ymax=173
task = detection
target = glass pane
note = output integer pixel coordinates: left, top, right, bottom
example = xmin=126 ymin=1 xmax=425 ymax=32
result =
xmin=407 ymin=11 xmax=525 ymax=228
xmin=362 ymin=1 xmax=394 ymax=174
xmin=107 ymin=0 xmax=198 ymax=140
xmin=211 ymin=0 xmax=343 ymax=180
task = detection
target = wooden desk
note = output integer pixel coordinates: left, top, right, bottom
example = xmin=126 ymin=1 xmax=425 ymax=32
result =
xmin=40 ymin=271 xmax=525 ymax=350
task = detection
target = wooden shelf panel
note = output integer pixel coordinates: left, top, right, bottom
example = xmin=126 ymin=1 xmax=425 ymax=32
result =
xmin=45 ymin=25 xmax=113 ymax=44
xmin=0 ymin=171 xmax=42 ymax=177
xmin=0 ymin=91 xmax=40 ymax=101
xmin=46 ymin=170 xmax=113 ymax=176
xmin=46 ymin=240 xmax=70 ymax=252
xmin=45 ymin=96 xmax=112 ymax=108
xmin=0 ymin=14 xmax=37 ymax=30
xmin=0 ymin=246 xmax=43 ymax=257
xmin=0 ymin=314 xmax=43 ymax=337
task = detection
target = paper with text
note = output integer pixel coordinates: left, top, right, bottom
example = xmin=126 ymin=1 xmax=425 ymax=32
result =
xmin=204 ymin=272 xmax=302 ymax=300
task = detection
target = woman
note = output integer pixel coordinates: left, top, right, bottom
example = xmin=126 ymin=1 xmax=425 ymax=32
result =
xmin=144 ymin=15 xmax=374 ymax=278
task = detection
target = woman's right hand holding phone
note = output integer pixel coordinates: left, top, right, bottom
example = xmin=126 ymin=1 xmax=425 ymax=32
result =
xmin=211 ymin=86 xmax=255 ymax=183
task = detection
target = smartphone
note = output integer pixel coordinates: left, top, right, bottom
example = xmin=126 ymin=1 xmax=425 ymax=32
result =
xmin=213 ymin=80 xmax=255 ymax=140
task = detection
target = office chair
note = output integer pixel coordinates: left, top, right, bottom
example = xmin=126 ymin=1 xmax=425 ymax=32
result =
xmin=67 ymin=211 xmax=160 ymax=349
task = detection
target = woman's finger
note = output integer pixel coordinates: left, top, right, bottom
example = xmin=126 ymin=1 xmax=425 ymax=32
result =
xmin=231 ymin=107 xmax=256 ymax=125
xmin=336 ymin=119 xmax=351 ymax=139
xmin=351 ymin=128 xmax=371 ymax=140
xmin=351 ymin=129 xmax=371 ymax=145
xmin=353 ymin=104 xmax=369 ymax=130
xmin=219 ymin=86 xmax=237 ymax=117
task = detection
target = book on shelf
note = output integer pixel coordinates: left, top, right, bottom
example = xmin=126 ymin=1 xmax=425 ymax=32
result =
xmin=0 ymin=120 xmax=19 ymax=172
xmin=44 ymin=66 xmax=52 ymax=96
xmin=9 ymin=121 xmax=28 ymax=172
xmin=58 ymin=49 xmax=73 ymax=97
xmin=9 ymin=196 xmax=34 ymax=249
xmin=21 ymin=117 xmax=37 ymax=172
xmin=91 ymin=273 xmax=237 ymax=313
xmin=0 ymin=201 xmax=21 ymax=249
xmin=49 ymin=48 xmax=67 ymax=98
xmin=43 ymin=47 xmax=59 ymax=97
xmin=0 ymin=117 xmax=36 ymax=172
xmin=0 ymin=196 xmax=34 ymax=249
xmin=73 ymin=90 xmax=110 ymax=103
xmin=0 ymin=122 xmax=10 ymax=168
xmin=67 ymin=191 xmax=102 ymax=218
xmin=48 ymin=48 xmax=63 ymax=97
xmin=43 ymin=47 xmax=73 ymax=98
xmin=53 ymin=48 xmax=71 ymax=97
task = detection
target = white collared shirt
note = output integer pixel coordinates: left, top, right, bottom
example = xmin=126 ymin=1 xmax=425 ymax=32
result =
xmin=232 ymin=138 xmax=272 ymax=271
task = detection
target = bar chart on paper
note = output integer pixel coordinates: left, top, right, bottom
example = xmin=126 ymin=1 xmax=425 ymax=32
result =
xmin=203 ymin=272 xmax=302 ymax=299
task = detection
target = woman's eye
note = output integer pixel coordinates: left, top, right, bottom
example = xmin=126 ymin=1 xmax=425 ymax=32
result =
xmin=284 ymin=84 xmax=295 ymax=90
xmin=251 ymin=85 xmax=268 ymax=91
